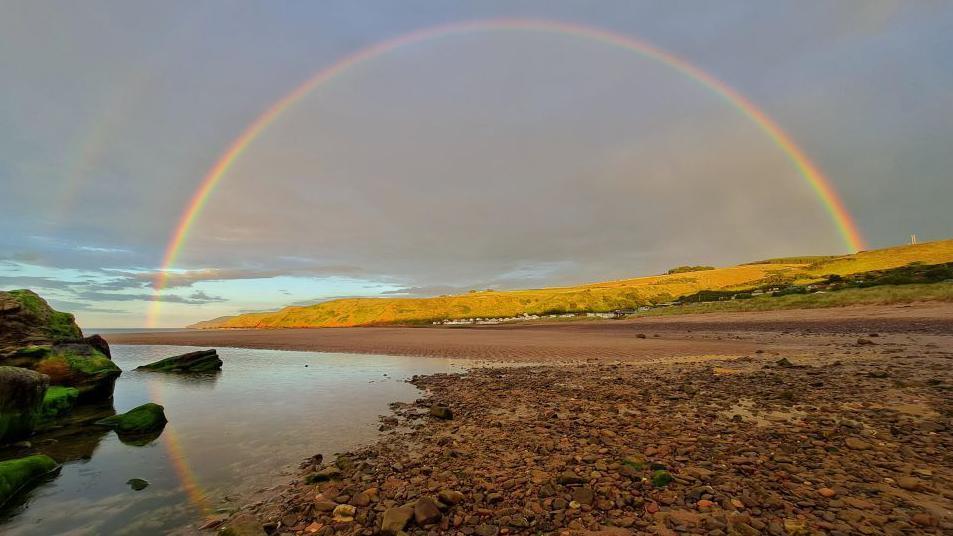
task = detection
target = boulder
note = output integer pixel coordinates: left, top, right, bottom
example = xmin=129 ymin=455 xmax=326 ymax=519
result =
xmin=414 ymin=496 xmax=442 ymax=525
xmin=0 ymin=366 xmax=49 ymax=443
xmin=0 ymin=290 xmax=82 ymax=356
xmin=34 ymin=343 xmax=121 ymax=400
xmin=83 ymin=334 xmax=111 ymax=358
xmin=39 ymin=386 xmax=80 ymax=422
xmin=96 ymin=402 xmax=167 ymax=442
xmin=0 ymin=454 xmax=60 ymax=507
xmin=380 ymin=506 xmax=414 ymax=535
xmin=430 ymin=403 xmax=453 ymax=420
xmin=137 ymin=349 xmax=222 ymax=373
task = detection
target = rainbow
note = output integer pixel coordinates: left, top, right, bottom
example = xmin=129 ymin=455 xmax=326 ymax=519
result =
xmin=147 ymin=380 xmax=214 ymax=518
xmin=147 ymin=18 xmax=866 ymax=326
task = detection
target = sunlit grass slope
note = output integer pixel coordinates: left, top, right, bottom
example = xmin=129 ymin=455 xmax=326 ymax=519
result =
xmin=190 ymin=239 xmax=953 ymax=329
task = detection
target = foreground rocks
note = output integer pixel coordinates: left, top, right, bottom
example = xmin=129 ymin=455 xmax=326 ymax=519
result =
xmin=0 ymin=367 xmax=49 ymax=443
xmin=0 ymin=454 xmax=59 ymax=507
xmin=137 ymin=348 xmax=222 ymax=373
xmin=95 ymin=402 xmax=167 ymax=445
xmin=231 ymin=346 xmax=953 ymax=535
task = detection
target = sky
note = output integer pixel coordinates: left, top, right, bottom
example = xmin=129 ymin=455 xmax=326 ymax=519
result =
xmin=1 ymin=1 xmax=951 ymax=328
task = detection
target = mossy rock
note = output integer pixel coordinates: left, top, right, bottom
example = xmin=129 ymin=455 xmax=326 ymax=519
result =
xmin=0 ymin=290 xmax=82 ymax=357
xmin=0 ymin=454 xmax=60 ymax=507
xmin=35 ymin=345 xmax=121 ymax=401
xmin=96 ymin=403 xmax=167 ymax=439
xmin=137 ymin=349 xmax=222 ymax=373
xmin=0 ymin=366 xmax=49 ymax=444
xmin=651 ymin=469 xmax=673 ymax=488
xmin=39 ymin=386 xmax=80 ymax=421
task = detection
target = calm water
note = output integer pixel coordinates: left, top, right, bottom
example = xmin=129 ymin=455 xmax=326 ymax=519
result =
xmin=0 ymin=345 xmax=468 ymax=535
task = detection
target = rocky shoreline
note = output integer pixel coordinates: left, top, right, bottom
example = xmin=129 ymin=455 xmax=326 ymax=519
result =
xmin=221 ymin=341 xmax=952 ymax=535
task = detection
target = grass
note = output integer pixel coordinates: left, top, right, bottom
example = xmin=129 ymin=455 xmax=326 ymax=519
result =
xmin=191 ymin=239 xmax=953 ymax=329
xmin=637 ymin=282 xmax=953 ymax=317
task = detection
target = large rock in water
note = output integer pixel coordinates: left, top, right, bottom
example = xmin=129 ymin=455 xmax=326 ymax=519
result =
xmin=137 ymin=349 xmax=222 ymax=373
xmin=0 ymin=454 xmax=59 ymax=507
xmin=0 ymin=290 xmax=120 ymax=400
xmin=96 ymin=403 xmax=167 ymax=434
xmin=0 ymin=290 xmax=82 ymax=355
xmin=0 ymin=367 xmax=49 ymax=444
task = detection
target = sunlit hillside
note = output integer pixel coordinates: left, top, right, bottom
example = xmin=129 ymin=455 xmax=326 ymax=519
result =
xmin=190 ymin=239 xmax=953 ymax=328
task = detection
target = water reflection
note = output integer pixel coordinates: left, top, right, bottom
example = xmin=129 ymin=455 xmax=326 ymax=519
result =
xmin=0 ymin=346 xmax=467 ymax=535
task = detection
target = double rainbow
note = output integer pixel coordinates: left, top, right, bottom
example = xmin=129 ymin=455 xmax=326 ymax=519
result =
xmin=147 ymin=18 xmax=865 ymax=327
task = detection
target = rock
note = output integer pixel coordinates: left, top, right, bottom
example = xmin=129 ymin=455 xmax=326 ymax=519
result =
xmin=127 ymin=478 xmax=149 ymax=491
xmin=34 ymin=342 xmax=121 ymax=401
xmin=0 ymin=290 xmax=82 ymax=357
xmin=896 ymin=476 xmax=922 ymax=491
xmin=39 ymin=386 xmax=79 ymax=422
xmin=437 ymin=489 xmax=465 ymax=505
xmin=910 ymin=512 xmax=936 ymax=527
xmin=350 ymin=491 xmax=371 ymax=507
xmin=651 ymin=470 xmax=673 ymax=488
xmin=557 ymin=470 xmax=587 ymax=485
xmin=474 ymin=524 xmax=499 ymax=536
xmin=817 ymin=487 xmax=836 ymax=498
xmin=96 ymin=403 xmax=167 ymax=440
xmin=218 ymin=513 xmax=266 ymax=536
xmin=0 ymin=366 xmax=48 ymax=443
xmin=844 ymin=437 xmax=870 ymax=450
xmin=83 ymin=334 xmax=111 ymax=359
xmin=572 ymin=486 xmax=595 ymax=505
xmin=305 ymin=466 xmax=342 ymax=483
xmin=0 ymin=454 xmax=59 ymax=507
xmin=429 ymin=404 xmax=453 ymax=420
xmin=137 ymin=349 xmax=222 ymax=373
xmin=332 ymin=504 xmax=356 ymax=522
xmin=775 ymin=357 xmax=795 ymax=368
xmin=414 ymin=496 xmax=442 ymax=525
xmin=380 ymin=506 xmax=413 ymax=536
xmin=314 ymin=500 xmax=337 ymax=512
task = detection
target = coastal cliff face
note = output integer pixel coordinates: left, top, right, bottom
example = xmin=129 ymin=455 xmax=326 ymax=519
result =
xmin=189 ymin=239 xmax=953 ymax=329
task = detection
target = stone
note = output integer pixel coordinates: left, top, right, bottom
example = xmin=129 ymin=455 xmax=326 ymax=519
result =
xmin=332 ymin=504 xmax=356 ymax=522
xmin=306 ymin=466 xmax=342 ymax=483
xmin=896 ymin=476 xmax=921 ymax=491
xmin=0 ymin=366 xmax=48 ymax=443
xmin=0 ymin=290 xmax=82 ymax=357
xmin=414 ymin=496 xmax=442 ymax=525
xmin=127 ymin=478 xmax=149 ymax=491
xmin=380 ymin=506 xmax=413 ymax=536
xmin=95 ymin=403 xmax=167 ymax=440
xmin=572 ymin=486 xmax=595 ymax=505
xmin=437 ymin=489 xmax=465 ymax=505
xmin=137 ymin=349 xmax=222 ymax=373
xmin=0 ymin=455 xmax=59 ymax=506
xmin=557 ymin=470 xmax=587 ymax=485
xmin=651 ymin=470 xmax=673 ymax=488
xmin=429 ymin=404 xmax=453 ymax=420
xmin=474 ymin=524 xmax=499 ymax=536
xmin=83 ymin=334 xmax=111 ymax=359
xmin=818 ymin=487 xmax=836 ymax=498
xmin=218 ymin=513 xmax=266 ymax=536
xmin=844 ymin=437 xmax=870 ymax=450
xmin=35 ymin=342 xmax=121 ymax=401
xmin=314 ymin=500 xmax=337 ymax=512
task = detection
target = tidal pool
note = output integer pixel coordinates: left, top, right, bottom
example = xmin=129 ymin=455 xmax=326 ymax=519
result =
xmin=0 ymin=345 xmax=468 ymax=535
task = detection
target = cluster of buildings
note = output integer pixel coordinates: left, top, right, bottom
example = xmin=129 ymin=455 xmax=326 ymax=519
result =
xmin=431 ymin=307 xmax=653 ymax=326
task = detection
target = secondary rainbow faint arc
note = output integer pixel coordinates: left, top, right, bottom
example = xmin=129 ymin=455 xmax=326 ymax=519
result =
xmin=147 ymin=18 xmax=866 ymax=326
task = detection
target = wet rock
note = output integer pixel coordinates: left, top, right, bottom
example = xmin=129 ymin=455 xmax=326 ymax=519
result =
xmin=0 ymin=366 xmax=48 ymax=443
xmin=896 ymin=476 xmax=922 ymax=491
xmin=429 ymin=404 xmax=453 ymax=420
xmin=127 ymin=478 xmax=149 ymax=491
xmin=137 ymin=349 xmax=222 ymax=373
xmin=39 ymin=385 xmax=79 ymax=422
xmin=306 ymin=466 xmax=342 ymax=483
xmin=380 ymin=506 xmax=413 ymax=536
xmin=96 ymin=402 xmax=167 ymax=438
xmin=0 ymin=455 xmax=60 ymax=507
xmin=218 ymin=513 xmax=266 ymax=536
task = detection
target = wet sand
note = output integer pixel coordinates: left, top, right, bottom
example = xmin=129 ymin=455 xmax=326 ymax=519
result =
xmin=106 ymin=302 xmax=953 ymax=362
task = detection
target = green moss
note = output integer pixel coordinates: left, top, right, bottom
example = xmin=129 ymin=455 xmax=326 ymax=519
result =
xmin=96 ymin=403 xmax=167 ymax=434
xmin=40 ymin=386 xmax=79 ymax=421
xmin=0 ymin=454 xmax=59 ymax=507
xmin=7 ymin=290 xmax=82 ymax=341
xmin=621 ymin=455 xmax=646 ymax=471
xmin=13 ymin=346 xmax=52 ymax=358
xmin=651 ymin=470 xmax=673 ymax=488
